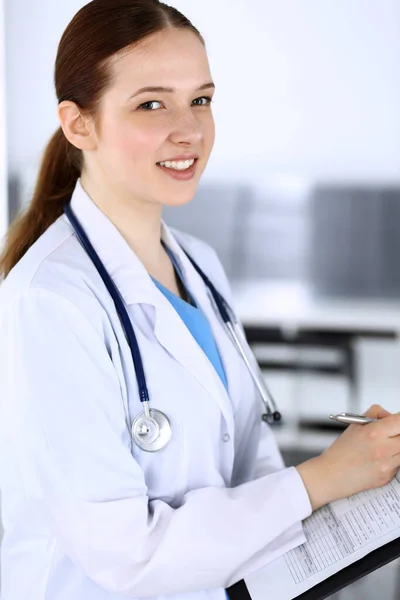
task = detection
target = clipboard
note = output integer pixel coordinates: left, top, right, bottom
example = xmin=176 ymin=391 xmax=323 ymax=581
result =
xmin=226 ymin=536 xmax=400 ymax=600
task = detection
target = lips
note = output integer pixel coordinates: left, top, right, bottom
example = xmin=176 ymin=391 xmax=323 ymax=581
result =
xmin=156 ymin=158 xmax=198 ymax=181
xmin=157 ymin=154 xmax=199 ymax=163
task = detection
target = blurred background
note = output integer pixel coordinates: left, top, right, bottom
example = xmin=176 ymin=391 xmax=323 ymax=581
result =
xmin=2 ymin=0 xmax=400 ymax=597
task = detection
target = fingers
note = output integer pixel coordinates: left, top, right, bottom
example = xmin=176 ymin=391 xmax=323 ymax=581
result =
xmin=367 ymin=443 xmax=400 ymax=486
xmin=388 ymin=454 xmax=400 ymax=474
xmin=364 ymin=404 xmax=392 ymax=419
xmin=366 ymin=412 xmax=400 ymax=438
xmin=376 ymin=463 xmax=399 ymax=487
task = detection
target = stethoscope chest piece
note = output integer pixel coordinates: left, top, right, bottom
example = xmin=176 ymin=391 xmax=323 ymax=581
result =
xmin=132 ymin=408 xmax=172 ymax=452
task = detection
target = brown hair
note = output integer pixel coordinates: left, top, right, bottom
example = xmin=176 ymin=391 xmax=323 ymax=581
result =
xmin=0 ymin=0 xmax=204 ymax=278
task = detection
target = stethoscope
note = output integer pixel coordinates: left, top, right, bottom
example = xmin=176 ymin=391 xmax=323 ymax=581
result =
xmin=64 ymin=203 xmax=281 ymax=452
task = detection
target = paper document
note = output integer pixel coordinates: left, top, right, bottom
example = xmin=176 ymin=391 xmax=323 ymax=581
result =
xmin=245 ymin=472 xmax=400 ymax=599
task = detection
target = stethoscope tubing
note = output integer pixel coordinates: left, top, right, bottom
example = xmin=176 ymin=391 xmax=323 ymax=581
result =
xmin=184 ymin=248 xmax=280 ymax=422
xmin=225 ymin=321 xmax=280 ymax=421
xmin=64 ymin=203 xmax=281 ymax=429
xmin=64 ymin=204 xmax=150 ymax=403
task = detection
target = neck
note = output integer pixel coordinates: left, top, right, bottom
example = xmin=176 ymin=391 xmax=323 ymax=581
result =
xmin=80 ymin=174 xmax=166 ymax=274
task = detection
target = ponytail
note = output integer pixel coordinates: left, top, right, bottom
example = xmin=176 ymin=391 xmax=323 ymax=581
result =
xmin=0 ymin=0 xmax=204 ymax=280
xmin=0 ymin=128 xmax=82 ymax=279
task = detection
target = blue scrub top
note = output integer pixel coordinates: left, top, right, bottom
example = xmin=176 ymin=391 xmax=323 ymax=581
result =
xmin=152 ymin=278 xmax=228 ymax=392
xmin=152 ymin=244 xmax=228 ymax=392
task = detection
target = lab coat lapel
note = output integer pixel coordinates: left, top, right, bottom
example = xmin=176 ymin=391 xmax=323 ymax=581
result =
xmin=159 ymin=225 xmax=235 ymax=432
xmin=67 ymin=182 xmax=234 ymax=426
xmin=152 ymin=295 xmax=232 ymax=424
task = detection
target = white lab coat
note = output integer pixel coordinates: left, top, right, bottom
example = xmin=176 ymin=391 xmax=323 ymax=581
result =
xmin=0 ymin=180 xmax=312 ymax=600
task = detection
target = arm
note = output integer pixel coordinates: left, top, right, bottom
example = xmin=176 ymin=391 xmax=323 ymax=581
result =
xmin=0 ymin=289 xmax=312 ymax=597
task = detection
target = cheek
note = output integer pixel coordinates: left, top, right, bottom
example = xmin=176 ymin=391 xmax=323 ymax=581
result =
xmin=204 ymin=115 xmax=216 ymax=150
xmin=102 ymin=120 xmax=165 ymax=163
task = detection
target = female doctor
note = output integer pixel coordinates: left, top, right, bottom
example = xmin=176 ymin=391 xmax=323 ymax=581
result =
xmin=1 ymin=1 xmax=400 ymax=599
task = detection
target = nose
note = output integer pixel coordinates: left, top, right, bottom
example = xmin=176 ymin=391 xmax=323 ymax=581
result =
xmin=168 ymin=108 xmax=203 ymax=146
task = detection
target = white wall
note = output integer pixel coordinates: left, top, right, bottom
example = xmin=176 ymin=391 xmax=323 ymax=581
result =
xmin=4 ymin=0 xmax=84 ymax=179
xmin=174 ymin=0 xmax=400 ymax=184
xmin=0 ymin=0 xmax=7 ymax=242
xmin=4 ymin=0 xmax=400 ymax=186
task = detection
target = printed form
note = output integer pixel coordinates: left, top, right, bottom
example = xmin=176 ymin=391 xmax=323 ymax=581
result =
xmin=245 ymin=473 xmax=400 ymax=600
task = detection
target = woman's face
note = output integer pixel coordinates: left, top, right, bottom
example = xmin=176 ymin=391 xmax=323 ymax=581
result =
xmin=88 ymin=28 xmax=215 ymax=208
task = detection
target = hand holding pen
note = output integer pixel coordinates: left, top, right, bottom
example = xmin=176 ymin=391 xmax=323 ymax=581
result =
xmin=296 ymin=404 xmax=400 ymax=511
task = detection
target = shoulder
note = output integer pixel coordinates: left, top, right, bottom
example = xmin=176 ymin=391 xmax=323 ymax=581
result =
xmin=169 ymin=227 xmax=234 ymax=305
xmin=0 ymin=216 xmax=107 ymax=332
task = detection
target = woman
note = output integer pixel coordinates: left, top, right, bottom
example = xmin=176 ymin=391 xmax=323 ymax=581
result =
xmin=1 ymin=1 xmax=400 ymax=599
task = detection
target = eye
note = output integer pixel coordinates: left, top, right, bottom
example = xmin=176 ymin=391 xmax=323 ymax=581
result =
xmin=192 ymin=96 xmax=213 ymax=107
xmin=138 ymin=100 xmax=163 ymax=111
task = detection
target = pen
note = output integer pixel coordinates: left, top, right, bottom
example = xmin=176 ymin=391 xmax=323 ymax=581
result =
xmin=329 ymin=412 xmax=379 ymax=425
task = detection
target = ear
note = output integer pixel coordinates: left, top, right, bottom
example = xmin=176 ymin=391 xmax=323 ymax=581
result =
xmin=58 ymin=101 xmax=97 ymax=151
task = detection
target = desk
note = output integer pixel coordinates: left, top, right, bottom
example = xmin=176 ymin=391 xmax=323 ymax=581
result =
xmin=231 ymin=280 xmax=400 ymax=417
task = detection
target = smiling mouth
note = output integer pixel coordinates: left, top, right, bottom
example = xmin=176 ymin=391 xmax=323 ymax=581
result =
xmin=156 ymin=158 xmax=198 ymax=181
xmin=156 ymin=158 xmax=197 ymax=171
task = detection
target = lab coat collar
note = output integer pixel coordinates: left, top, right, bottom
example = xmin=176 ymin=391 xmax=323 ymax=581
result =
xmin=66 ymin=181 xmax=234 ymax=428
xmin=68 ymin=180 xmax=159 ymax=307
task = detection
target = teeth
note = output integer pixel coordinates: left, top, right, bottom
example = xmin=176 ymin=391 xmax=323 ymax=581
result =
xmin=159 ymin=159 xmax=195 ymax=170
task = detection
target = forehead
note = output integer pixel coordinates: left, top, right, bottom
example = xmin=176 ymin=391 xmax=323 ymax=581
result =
xmin=108 ymin=28 xmax=211 ymax=93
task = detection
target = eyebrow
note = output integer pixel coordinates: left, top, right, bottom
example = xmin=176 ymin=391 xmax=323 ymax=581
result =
xmin=128 ymin=81 xmax=215 ymax=101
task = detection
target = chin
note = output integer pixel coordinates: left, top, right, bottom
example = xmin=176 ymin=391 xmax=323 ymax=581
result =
xmin=160 ymin=185 xmax=200 ymax=209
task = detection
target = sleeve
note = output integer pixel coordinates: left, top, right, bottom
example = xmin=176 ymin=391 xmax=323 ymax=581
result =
xmin=0 ymin=289 xmax=312 ymax=598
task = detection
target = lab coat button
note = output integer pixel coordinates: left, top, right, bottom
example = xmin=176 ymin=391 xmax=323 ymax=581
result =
xmin=222 ymin=433 xmax=230 ymax=443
